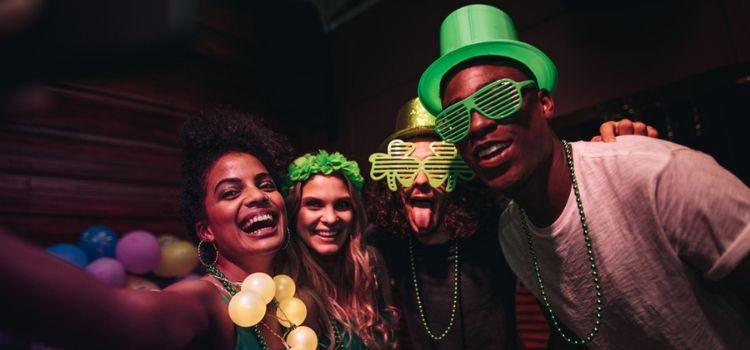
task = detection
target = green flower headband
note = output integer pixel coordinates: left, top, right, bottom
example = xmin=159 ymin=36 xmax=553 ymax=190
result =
xmin=284 ymin=150 xmax=364 ymax=193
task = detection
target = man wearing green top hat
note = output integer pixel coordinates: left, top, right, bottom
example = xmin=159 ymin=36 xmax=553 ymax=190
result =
xmin=364 ymin=98 xmax=649 ymax=349
xmin=418 ymin=4 xmax=750 ymax=349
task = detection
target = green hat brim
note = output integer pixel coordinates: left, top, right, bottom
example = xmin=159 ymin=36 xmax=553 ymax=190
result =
xmin=418 ymin=40 xmax=558 ymax=115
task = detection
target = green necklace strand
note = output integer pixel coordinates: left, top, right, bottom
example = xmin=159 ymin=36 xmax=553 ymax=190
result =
xmin=207 ymin=266 xmax=272 ymax=350
xmin=519 ymin=140 xmax=603 ymax=345
xmin=408 ymin=237 xmax=460 ymax=340
xmin=328 ymin=317 xmax=343 ymax=350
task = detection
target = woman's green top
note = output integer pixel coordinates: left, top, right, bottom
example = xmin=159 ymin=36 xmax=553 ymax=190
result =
xmin=218 ymin=294 xmax=267 ymax=350
xmin=233 ymin=325 xmax=266 ymax=350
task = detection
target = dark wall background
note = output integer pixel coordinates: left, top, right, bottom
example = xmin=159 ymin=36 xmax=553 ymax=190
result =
xmin=1 ymin=0 xmax=748 ymax=246
xmin=0 ymin=0 xmax=338 ymax=244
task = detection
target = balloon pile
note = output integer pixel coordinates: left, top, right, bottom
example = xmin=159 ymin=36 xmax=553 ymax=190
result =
xmin=227 ymin=273 xmax=318 ymax=350
xmin=45 ymin=225 xmax=199 ymax=290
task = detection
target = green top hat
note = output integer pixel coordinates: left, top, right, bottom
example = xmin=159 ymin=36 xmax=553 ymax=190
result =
xmin=418 ymin=4 xmax=558 ymax=115
xmin=379 ymin=98 xmax=438 ymax=150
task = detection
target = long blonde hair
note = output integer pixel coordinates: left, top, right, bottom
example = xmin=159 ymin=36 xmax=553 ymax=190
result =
xmin=286 ymin=172 xmax=398 ymax=349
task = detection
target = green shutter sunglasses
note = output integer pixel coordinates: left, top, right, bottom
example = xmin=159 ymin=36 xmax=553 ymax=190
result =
xmin=435 ymin=78 xmax=536 ymax=143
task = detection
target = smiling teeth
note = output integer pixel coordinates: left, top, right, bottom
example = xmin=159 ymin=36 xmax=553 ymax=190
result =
xmin=242 ymin=213 xmax=273 ymax=231
xmin=317 ymin=230 xmax=338 ymax=237
xmin=478 ymin=142 xmax=511 ymax=158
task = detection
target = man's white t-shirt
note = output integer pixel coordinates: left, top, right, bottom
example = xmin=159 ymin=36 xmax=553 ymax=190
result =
xmin=499 ymin=136 xmax=750 ymax=349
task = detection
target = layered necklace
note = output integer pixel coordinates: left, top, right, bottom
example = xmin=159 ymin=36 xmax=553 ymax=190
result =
xmin=519 ymin=140 xmax=603 ymax=345
xmin=207 ymin=266 xmax=272 ymax=350
xmin=408 ymin=237 xmax=460 ymax=340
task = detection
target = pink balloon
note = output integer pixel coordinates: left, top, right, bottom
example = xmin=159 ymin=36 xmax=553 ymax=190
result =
xmin=115 ymin=230 xmax=161 ymax=274
xmin=86 ymin=257 xmax=126 ymax=287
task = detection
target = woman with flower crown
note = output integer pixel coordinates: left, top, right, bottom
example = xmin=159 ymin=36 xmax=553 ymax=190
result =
xmin=0 ymin=109 xmax=328 ymax=350
xmin=283 ymin=150 xmax=399 ymax=349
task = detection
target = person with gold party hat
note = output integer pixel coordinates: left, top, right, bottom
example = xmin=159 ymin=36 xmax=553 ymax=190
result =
xmin=417 ymin=3 xmax=750 ymax=349
xmin=365 ymin=97 xmax=518 ymax=349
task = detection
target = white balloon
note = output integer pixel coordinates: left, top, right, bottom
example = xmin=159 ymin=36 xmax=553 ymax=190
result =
xmin=241 ymin=272 xmax=276 ymax=304
xmin=286 ymin=326 xmax=318 ymax=350
xmin=276 ymin=297 xmax=307 ymax=328
xmin=273 ymin=274 xmax=296 ymax=302
xmin=228 ymin=290 xmax=266 ymax=327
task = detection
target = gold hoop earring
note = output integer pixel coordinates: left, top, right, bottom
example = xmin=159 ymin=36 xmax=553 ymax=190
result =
xmin=198 ymin=239 xmax=219 ymax=267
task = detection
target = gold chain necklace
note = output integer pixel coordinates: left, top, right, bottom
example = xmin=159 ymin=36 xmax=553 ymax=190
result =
xmin=408 ymin=237 xmax=460 ymax=340
xmin=519 ymin=140 xmax=603 ymax=345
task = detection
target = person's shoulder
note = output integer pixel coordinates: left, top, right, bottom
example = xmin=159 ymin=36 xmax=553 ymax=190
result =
xmin=573 ymin=135 xmax=691 ymax=159
xmin=590 ymin=136 xmax=720 ymax=167
xmin=572 ymin=136 xmax=716 ymax=175
xmin=164 ymin=277 xmax=227 ymax=304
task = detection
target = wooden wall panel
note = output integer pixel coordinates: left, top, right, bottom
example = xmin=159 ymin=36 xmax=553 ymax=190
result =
xmin=0 ymin=214 xmax=185 ymax=247
xmin=2 ymin=85 xmax=187 ymax=147
xmin=0 ymin=129 xmax=179 ymax=184
xmin=0 ymin=84 xmax=186 ymax=244
xmin=0 ymin=174 xmax=179 ymax=217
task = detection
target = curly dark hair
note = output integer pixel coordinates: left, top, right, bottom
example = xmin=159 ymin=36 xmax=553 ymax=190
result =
xmin=179 ymin=108 xmax=294 ymax=241
xmin=364 ymin=177 xmax=504 ymax=240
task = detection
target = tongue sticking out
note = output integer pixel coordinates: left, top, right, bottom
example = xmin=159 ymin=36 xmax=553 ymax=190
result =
xmin=412 ymin=207 xmax=433 ymax=231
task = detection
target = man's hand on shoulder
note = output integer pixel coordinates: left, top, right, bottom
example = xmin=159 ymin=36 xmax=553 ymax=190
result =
xmin=592 ymin=118 xmax=659 ymax=142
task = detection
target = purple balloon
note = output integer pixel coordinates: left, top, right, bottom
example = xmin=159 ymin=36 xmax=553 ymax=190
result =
xmin=115 ymin=230 xmax=161 ymax=274
xmin=86 ymin=257 xmax=126 ymax=287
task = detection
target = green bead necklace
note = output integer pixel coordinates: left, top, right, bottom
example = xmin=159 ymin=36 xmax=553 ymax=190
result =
xmin=519 ymin=140 xmax=603 ymax=345
xmin=408 ymin=237 xmax=460 ymax=340
xmin=207 ymin=266 xmax=271 ymax=350
xmin=329 ymin=317 xmax=343 ymax=350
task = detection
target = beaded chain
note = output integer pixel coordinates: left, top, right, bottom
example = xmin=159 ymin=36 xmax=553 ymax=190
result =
xmin=207 ymin=266 xmax=271 ymax=350
xmin=330 ymin=317 xmax=342 ymax=350
xmin=408 ymin=237 xmax=460 ymax=340
xmin=519 ymin=140 xmax=603 ymax=345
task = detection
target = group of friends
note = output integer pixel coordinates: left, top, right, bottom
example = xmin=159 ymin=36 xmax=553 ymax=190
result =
xmin=1 ymin=4 xmax=748 ymax=350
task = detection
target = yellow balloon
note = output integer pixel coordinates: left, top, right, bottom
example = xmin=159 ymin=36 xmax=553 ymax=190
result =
xmin=241 ymin=272 xmax=275 ymax=304
xmin=273 ymin=274 xmax=296 ymax=302
xmin=228 ymin=290 xmax=266 ymax=327
xmin=153 ymin=240 xmax=199 ymax=277
xmin=276 ymin=297 xmax=307 ymax=328
xmin=286 ymin=326 xmax=318 ymax=350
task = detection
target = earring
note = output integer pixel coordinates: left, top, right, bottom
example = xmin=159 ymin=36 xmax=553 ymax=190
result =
xmin=198 ymin=239 xmax=219 ymax=267
xmin=281 ymin=227 xmax=290 ymax=250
